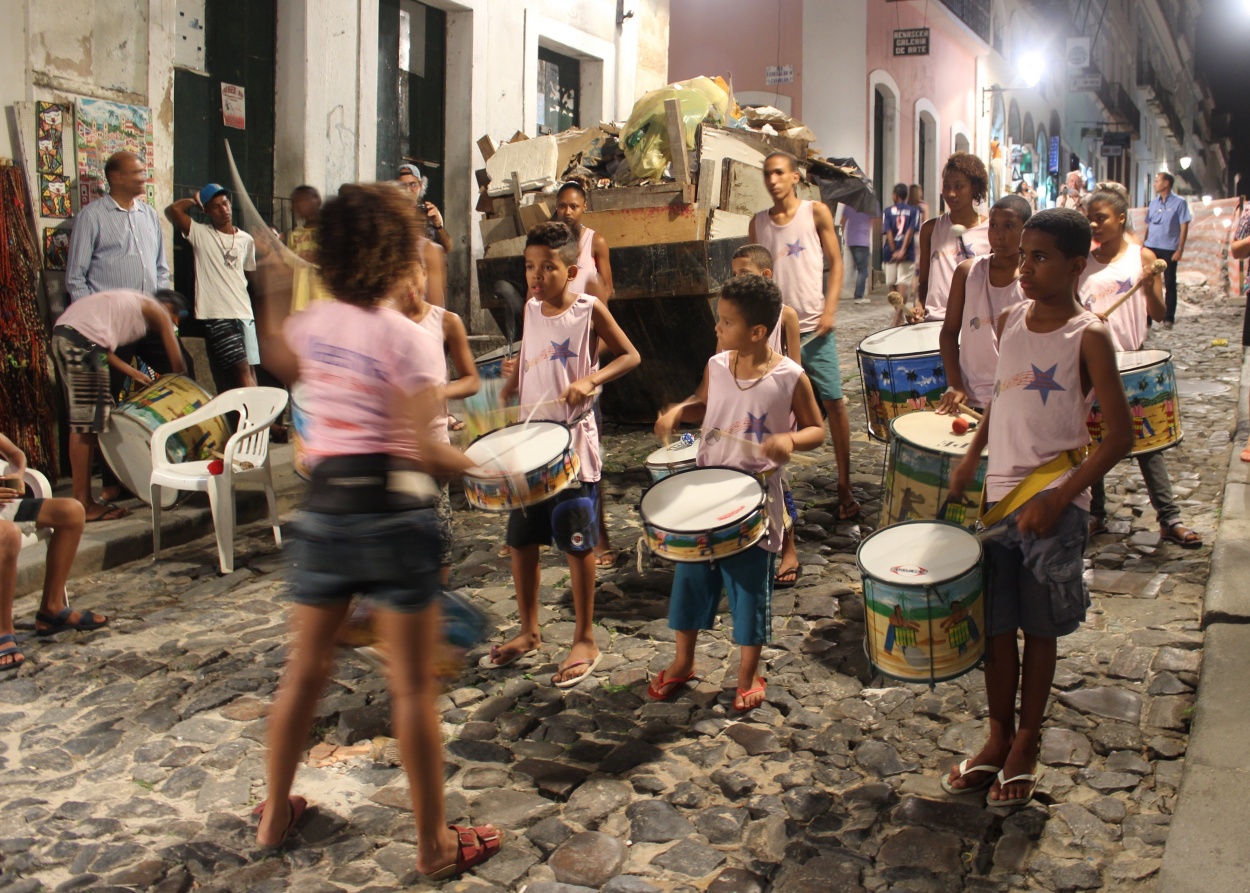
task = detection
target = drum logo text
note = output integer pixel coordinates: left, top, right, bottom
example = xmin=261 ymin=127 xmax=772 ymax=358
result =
xmin=718 ymin=504 xmax=747 ymax=521
xmin=890 ymin=564 xmax=927 ymax=576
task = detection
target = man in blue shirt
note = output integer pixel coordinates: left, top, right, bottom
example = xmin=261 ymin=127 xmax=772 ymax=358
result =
xmin=1142 ymin=171 xmax=1191 ymax=329
xmin=882 ymin=183 xmax=922 ymax=308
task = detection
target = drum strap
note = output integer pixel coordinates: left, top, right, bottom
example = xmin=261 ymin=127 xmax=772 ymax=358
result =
xmin=978 ymin=449 xmax=1082 ymax=529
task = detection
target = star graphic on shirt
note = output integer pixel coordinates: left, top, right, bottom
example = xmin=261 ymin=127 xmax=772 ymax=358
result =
xmin=1024 ymin=363 xmax=1065 ymax=405
xmin=744 ymin=412 xmax=771 ymax=443
xmin=1114 ymin=276 xmax=1134 ymax=294
xmin=784 ymin=240 xmax=806 ymax=258
xmin=548 ymin=339 xmax=577 ymax=367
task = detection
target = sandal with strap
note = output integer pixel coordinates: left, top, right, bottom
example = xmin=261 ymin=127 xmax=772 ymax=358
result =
xmin=940 ymin=758 xmax=1002 ymax=795
xmin=987 ymin=769 xmax=1042 ymax=808
xmin=733 ymin=676 xmax=767 ymax=713
xmin=423 ymin=824 xmax=504 ymax=881
xmin=0 ymin=634 xmax=25 ymax=673
xmin=1160 ymin=520 xmax=1202 ymax=549
xmin=252 ymin=795 xmax=308 ymax=849
xmin=35 ymin=605 xmax=109 ymax=637
xmin=647 ymin=668 xmax=696 ymax=701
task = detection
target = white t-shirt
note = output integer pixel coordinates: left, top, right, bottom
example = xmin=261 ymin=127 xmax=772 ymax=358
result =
xmin=185 ymin=221 xmax=256 ymax=320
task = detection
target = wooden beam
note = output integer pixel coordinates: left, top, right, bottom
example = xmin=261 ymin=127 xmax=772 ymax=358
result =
xmin=476 ymin=135 xmax=496 ymax=163
xmin=588 ymin=184 xmax=686 ymax=212
xmin=511 ymin=170 xmax=524 ymax=232
xmin=664 ymin=98 xmax=692 ymax=192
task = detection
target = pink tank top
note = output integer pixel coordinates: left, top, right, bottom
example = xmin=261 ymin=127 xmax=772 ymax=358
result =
xmin=986 ymin=302 xmax=1097 ymax=510
xmin=517 ymin=294 xmax=601 ymax=482
xmin=413 ymin=303 xmax=450 ymax=444
xmin=699 ymin=351 xmax=804 ymax=552
xmin=566 ymin=227 xmax=598 ymax=295
xmin=925 ymin=214 xmax=990 ymax=321
xmin=960 ymin=257 xmax=1025 ymax=408
xmin=752 ymin=201 xmax=826 ymax=333
xmin=1079 ymin=243 xmax=1145 ymax=351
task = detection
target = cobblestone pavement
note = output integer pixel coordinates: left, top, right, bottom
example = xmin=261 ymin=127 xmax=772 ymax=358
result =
xmin=0 ymin=288 xmax=1240 ymax=893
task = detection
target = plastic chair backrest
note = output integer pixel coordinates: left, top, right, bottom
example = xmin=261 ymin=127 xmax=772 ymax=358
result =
xmin=222 ymin=387 xmax=289 ymax=468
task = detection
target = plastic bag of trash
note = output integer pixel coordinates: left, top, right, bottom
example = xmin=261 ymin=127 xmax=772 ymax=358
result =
xmin=621 ymin=76 xmax=730 ymax=181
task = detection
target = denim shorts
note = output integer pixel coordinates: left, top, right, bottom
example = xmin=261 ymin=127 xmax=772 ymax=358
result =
xmin=984 ymin=498 xmax=1090 ymax=638
xmin=669 ymin=545 xmax=775 ymax=646
xmin=290 ymin=508 xmax=442 ymax=612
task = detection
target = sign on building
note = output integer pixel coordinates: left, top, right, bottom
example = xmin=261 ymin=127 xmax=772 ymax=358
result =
xmin=221 ymin=84 xmax=246 ymax=129
xmin=1101 ymin=130 xmax=1130 ymax=157
xmin=1066 ymin=37 xmax=1091 ymax=70
xmin=1069 ymin=73 xmax=1102 ymax=93
xmin=893 ymin=28 xmax=930 ymax=56
xmin=1049 ymin=135 xmax=1061 ymax=174
xmin=765 ymin=65 xmax=795 ymax=85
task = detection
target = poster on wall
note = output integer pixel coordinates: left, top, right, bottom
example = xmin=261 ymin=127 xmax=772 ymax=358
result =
xmin=43 ymin=226 xmax=71 ymax=271
xmin=75 ymin=97 xmax=155 ymax=208
xmin=35 ymin=101 xmax=67 ymax=176
xmin=221 ymin=83 xmax=246 ymax=129
xmin=38 ymin=173 xmax=72 ymax=218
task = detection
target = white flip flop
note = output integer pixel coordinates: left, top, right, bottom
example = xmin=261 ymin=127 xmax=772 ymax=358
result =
xmin=987 ymin=769 xmax=1042 ymax=807
xmin=940 ymin=759 xmax=1002 ymax=796
xmin=552 ymin=652 xmax=603 ymax=689
xmin=477 ymin=645 xmax=538 ymax=670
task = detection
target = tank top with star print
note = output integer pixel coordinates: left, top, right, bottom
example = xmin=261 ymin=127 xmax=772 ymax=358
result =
xmin=517 ymin=293 xmax=601 ymax=482
xmin=752 ymin=200 xmax=826 ymax=333
xmin=960 ymin=256 xmax=1025 ymax=409
xmin=1079 ymin=242 xmax=1145 ymax=352
xmin=925 ymin=214 xmax=991 ymax=321
xmin=985 ymin=301 xmax=1097 ymax=510
xmin=698 ymin=350 xmax=804 ymax=552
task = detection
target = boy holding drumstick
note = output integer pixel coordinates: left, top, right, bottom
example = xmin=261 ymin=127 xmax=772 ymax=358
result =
xmin=651 ymin=274 xmax=824 ymax=711
xmin=944 ymin=209 xmax=1132 ymax=806
xmin=485 ymin=222 xmax=640 ymax=687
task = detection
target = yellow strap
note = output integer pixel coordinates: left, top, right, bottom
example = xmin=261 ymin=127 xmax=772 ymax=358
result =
xmin=979 ymin=450 xmax=1082 ymax=529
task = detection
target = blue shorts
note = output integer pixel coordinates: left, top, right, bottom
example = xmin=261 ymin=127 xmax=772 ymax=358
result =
xmin=669 ymin=545 xmax=774 ymax=646
xmin=800 ymin=331 xmax=843 ymax=402
xmin=290 ymin=508 xmax=443 ymax=613
xmin=984 ymin=499 xmax=1090 ymax=638
xmin=506 ymin=481 xmax=599 ymax=553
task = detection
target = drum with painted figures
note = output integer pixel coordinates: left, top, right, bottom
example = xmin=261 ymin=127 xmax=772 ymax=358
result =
xmin=883 ymin=411 xmax=986 ymax=530
xmin=1085 ymin=349 xmax=1181 ymax=457
xmin=857 ymin=322 xmax=947 ymax=441
xmin=857 ymin=520 xmax=985 ymax=685
xmin=639 ymin=466 xmax=767 ymax=562
xmin=461 ymin=421 xmax=579 ymax=511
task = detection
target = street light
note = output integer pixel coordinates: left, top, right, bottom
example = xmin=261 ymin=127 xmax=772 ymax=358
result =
xmin=1018 ymin=52 xmax=1046 ymax=89
xmin=1180 ymin=156 xmax=1193 ymax=170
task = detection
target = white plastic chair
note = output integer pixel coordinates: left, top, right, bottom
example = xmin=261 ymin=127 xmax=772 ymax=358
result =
xmin=2 ymin=462 xmax=54 ymax=549
xmin=150 ymin=387 xmax=288 ymax=574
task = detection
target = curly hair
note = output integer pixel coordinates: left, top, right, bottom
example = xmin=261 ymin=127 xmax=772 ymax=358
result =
xmin=316 ymin=183 xmax=423 ymax=307
xmin=525 ymin=220 xmax=579 ymax=266
xmin=942 ymin=152 xmax=989 ymax=203
xmin=720 ymin=272 xmax=782 ymax=335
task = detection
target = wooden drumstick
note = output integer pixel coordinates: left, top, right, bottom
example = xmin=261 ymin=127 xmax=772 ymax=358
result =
xmin=705 ymin=428 xmax=819 ymax=465
xmin=957 ymin=403 xmax=982 ymax=422
xmin=1103 ymin=260 xmax=1168 ymax=316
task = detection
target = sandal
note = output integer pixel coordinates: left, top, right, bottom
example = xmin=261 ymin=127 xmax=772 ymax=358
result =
xmin=553 ymin=652 xmax=603 ymax=689
xmin=987 ymin=769 xmax=1042 ymax=808
xmin=837 ymin=500 xmax=861 ymax=521
xmin=85 ymin=502 xmax=128 ymax=522
xmin=774 ymin=564 xmax=801 ymax=589
xmin=594 ymin=549 xmax=618 ymax=568
xmin=1241 ymin=446 xmax=1250 ymax=463
xmin=448 ymin=415 xmax=466 ymax=433
xmin=35 ymin=605 xmax=109 ymax=637
xmin=940 ymin=758 xmax=1002 ymax=795
xmin=1160 ymin=520 xmax=1202 ymax=549
xmin=1089 ymin=516 xmax=1109 ymax=537
xmin=423 ymin=824 xmax=504 ymax=881
xmin=252 ymin=794 xmax=308 ymax=848
xmin=0 ymin=634 xmax=25 ymax=673
xmin=477 ymin=643 xmax=537 ymax=670
xmin=647 ymin=668 xmax=696 ymax=701
xmin=733 ymin=676 xmax=767 ymax=713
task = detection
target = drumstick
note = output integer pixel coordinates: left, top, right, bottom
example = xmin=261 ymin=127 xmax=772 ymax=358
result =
xmin=1103 ymin=260 xmax=1168 ymax=316
xmin=704 ymin=428 xmax=819 ymax=465
xmin=957 ymin=403 xmax=982 ymax=422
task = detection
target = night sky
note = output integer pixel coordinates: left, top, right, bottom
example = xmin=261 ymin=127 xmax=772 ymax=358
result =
xmin=1196 ymin=0 xmax=1250 ymax=193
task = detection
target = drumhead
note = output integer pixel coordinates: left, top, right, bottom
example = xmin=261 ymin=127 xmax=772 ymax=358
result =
xmin=858 ymin=520 xmax=981 ymax=585
xmin=1116 ymin=349 xmax=1170 ymax=372
xmin=641 ymin=467 xmax=764 ymax=532
xmin=645 ymin=435 xmax=700 ymax=468
xmin=465 ymin=421 xmax=570 ymax=472
xmin=890 ymin=412 xmax=986 ymax=456
xmin=858 ymin=322 xmax=942 ymax=357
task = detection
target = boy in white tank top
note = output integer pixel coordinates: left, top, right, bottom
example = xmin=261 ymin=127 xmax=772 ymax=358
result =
xmin=937 ymin=195 xmax=1030 ymax=415
xmin=488 ymin=222 xmax=641 ymax=688
xmin=945 ymin=209 xmax=1133 ymax=808
xmin=651 ymin=274 xmax=825 ymax=711
xmin=730 ymin=245 xmax=803 ymax=588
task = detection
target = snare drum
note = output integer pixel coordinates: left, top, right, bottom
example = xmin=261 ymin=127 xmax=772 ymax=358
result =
xmin=1086 ymin=349 xmax=1181 ymax=457
xmin=644 ymin=432 xmax=700 ymax=482
xmin=474 ymin=342 xmax=523 ymax=380
xmin=857 ymin=520 xmax=985 ymax=685
xmin=639 ymin=467 xmax=767 ymax=562
xmin=883 ymin=412 xmax=986 ymax=530
xmin=99 ymin=374 xmax=230 ymax=507
xmin=857 ymin=322 xmax=946 ymax=441
xmin=462 ymin=421 xmax=579 ymax=511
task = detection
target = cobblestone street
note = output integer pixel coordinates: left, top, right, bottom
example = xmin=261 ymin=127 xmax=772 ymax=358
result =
xmin=0 ymin=288 xmax=1241 ymax=893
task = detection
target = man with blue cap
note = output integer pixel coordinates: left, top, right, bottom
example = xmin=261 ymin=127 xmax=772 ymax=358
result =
xmin=165 ymin=184 xmax=258 ymax=389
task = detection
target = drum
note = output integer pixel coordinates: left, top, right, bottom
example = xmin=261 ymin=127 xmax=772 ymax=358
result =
xmin=289 ymin=382 xmax=311 ymax=481
xmin=883 ymin=412 xmax=986 ymax=530
xmin=857 ymin=322 xmax=946 ymax=441
xmin=640 ymin=466 xmax=767 ymax=562
xmin=462 ymin=421 xmax=579 ymax=511
xmin=99 ymin=374 xmax=231 ymax=507
xmin=1086 ymin=349 xmax=1181 ymax=457
xmin=474 ymin=342 xmax=523 ymax=380
xmin=644 ymin=432 xmax=700 ymax=482
xmin=857 ymin=520 xmax=985 ymax=685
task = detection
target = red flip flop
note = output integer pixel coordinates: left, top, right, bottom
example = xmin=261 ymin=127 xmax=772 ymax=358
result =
xmin=647 ymin=668 xmax=696 ymax=701
xmin=734 ymin=677 xmax=767 ymax=713
xmin=424 ymin=824 xmax=504 ymax=880
xmin=252 ymin=795 xmax=308 ymax=848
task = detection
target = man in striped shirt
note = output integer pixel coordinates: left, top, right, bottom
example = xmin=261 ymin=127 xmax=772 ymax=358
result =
xmin=66 ymin=151 xmax=170 ymax=302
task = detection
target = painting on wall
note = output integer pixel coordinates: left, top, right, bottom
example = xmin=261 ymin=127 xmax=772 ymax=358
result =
xmin=39 ymin=174 xmax=72 ymax=218
xmin=74 ymin=97 xmax=155 ymax=208
xmin=43 ymin=226 xmax=71 ymax=271
xmin=35 ymin=101 xmax=67 ymax=176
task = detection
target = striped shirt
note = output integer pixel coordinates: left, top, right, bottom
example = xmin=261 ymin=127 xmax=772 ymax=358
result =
xmin=66 ymin=196 xmax=170 ymax=301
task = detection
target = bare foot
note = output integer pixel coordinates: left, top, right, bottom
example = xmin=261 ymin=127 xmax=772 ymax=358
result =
xmin=481 ymin=632 xmax=540 ymax=668
xmin=553 ymin=641 xmax=600 ymax=685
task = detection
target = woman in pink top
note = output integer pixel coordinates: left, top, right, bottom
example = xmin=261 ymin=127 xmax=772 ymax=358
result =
xmin=915 ymin=153 xmax=991 ymax=323
xmin=250 ymin=183 xmax=502 ymax=880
